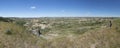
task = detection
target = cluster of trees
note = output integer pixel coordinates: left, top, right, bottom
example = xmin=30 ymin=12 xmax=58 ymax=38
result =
xmin=0 ymin=17 xmax=13 ymax=22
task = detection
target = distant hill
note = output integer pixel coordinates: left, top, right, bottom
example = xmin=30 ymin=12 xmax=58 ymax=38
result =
xmin=0 ymin=17 xmax=13 ymax=22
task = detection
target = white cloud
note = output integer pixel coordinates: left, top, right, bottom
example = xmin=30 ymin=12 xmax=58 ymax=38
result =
xmin=30 ymin=6 xmax=36 ymax=9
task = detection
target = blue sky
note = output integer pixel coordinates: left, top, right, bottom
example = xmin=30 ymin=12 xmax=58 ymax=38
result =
xmin=0 ymin=0 xmax=120 ymax=17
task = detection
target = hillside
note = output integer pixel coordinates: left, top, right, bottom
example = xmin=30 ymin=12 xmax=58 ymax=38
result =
xmin=0 ymin=17 xmax=120 ymax=48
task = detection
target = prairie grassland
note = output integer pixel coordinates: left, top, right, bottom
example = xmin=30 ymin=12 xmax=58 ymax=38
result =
xmin=0 ymin=18 xmax=120 ymax=48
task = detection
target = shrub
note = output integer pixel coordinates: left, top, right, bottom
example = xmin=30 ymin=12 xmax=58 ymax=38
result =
xmin=81 ymin=21 xmax=103 ymax=26
xmin=5 ymin=29 xmax=12 ymax=35
xmin=40 ymin=28 xmax=51 ymax=34
xmin=0 ymin=17 xmax=13 ymax=22
xmin=15 ymin=20 xmax=26 ymax=26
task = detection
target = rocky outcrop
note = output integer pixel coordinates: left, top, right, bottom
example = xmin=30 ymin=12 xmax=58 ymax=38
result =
xmin=24 ymin=19 xmax=51 ymax=36
xmin=31 ymin=29 xmax=41 ymax=36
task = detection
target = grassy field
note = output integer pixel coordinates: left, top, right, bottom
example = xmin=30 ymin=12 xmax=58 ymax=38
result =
xmin=0 ymin=17 xmax=120 ymax=48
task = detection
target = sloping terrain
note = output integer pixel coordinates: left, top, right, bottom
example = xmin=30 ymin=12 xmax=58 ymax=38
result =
xmin=0 ymin=17 xmax=120 ymax=48
xmin=37 ymin=19 xmax=120 ymax=48
xmin=0 ymin=22 xmax=40 ymax=48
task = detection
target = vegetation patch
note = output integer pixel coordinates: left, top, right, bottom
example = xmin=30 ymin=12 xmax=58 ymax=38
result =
xmin=5 ymin=29 xmax=12 ymax=35
xmin=15 ymin=20 xmax=26 ymax=26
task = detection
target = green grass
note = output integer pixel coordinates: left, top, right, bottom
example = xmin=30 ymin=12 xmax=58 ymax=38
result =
xmin=0 ymin=18 xmax=120 ymax=48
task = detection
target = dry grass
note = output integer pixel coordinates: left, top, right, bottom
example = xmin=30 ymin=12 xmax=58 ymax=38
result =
xmin=0 ymin=22 xmax=40 ymax=48
xmin=0 ymin=18 xmax=120 ymax=48
xmin=37 ymin=28 xmax=120 ymax=48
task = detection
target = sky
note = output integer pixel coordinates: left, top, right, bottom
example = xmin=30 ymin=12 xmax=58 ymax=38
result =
xmin=0 ymin=0 xmax=120 ymax=17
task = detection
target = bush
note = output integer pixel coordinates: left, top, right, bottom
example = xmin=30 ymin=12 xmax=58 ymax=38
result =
xmin=0 ymin=17 xmax=13 ymax=22
xmin=40 ymin=28 xmax=51 ymax=34
xmin=5 ymin=29 xmax=12 ymax=35
xmin=15 ymin=20 xmax=26 ymax=26
xmin=81 ymin=21 xmax=103 ymax=26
